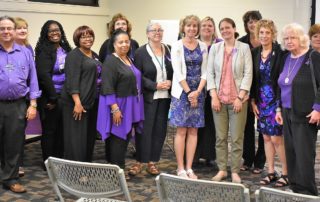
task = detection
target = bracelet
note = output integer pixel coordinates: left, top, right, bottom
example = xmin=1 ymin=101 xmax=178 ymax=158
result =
xmin=30 ymin=103 xmax=37 ymax=109
xmin=237 ymin=96 xmax=244 ymax=102
xmin=276 ymin=107 xmax=282 ymax=112
xmin=111 ymin=107 xmax=120 ymax=114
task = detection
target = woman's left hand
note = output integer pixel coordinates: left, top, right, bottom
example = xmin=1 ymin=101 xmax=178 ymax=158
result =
xmin=233 ymin=98 xmax=243 ymax=113
xmin=306 ymin=110 xmax=320 ymax=125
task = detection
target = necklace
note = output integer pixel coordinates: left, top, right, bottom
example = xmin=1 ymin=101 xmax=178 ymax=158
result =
xmin=285 ymin=55 xmax=301 ymax=84
xmin=148 ymin=43 xmax=165 ymax=81
xmin=114 ymin=53 xmax=141 ymax=102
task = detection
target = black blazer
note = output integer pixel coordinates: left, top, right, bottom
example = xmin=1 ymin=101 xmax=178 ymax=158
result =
xmin=134 ymin=44 xmax=173 ymax=103
xmin=36 ymin=47 xmax=59 ymax=104
xmin=278 ymin=49 xmax=320 ymax=122
xmin=251 ymin=43 xmax=285 ymax=103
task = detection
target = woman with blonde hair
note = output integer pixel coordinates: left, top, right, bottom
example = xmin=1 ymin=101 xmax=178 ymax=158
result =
xmin=170 ymin=15 xmax=208 ymax=179
xmin=194 ymin=16 xmax=222 ymax=167
xmin=250 ymin=19 xmax=287 ymax=186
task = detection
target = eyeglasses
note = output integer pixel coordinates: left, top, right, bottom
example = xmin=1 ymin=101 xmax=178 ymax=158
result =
xmin=0 ymin=27 xmax=14 ymax=32
xmin=80 ymin=35 xmax=94 ymax=40
xmin=148 ymin=29 xmax=164 ymax=33
xmin=48 ymin=28 xmax=61 ymax=34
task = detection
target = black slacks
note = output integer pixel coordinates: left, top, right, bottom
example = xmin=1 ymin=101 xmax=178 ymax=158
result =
xmin=283 ymin=108 xmax=318 ymax=196
xmin=0 ymin=99 xmax=26 ymax=186
xmin=63 ymin=100 xmax=98 ymax=162
xmin=195 ymin=93 xmax=216 ymax=161
xmin=39 ymin=97 xmax=64 ymax=162
xmin=242 ymin=106 xmax=266 ymax=169
xmin=105 ymin=134 xmax=130 ymax=169
xmin=135 ymin=98 xmax=170 ymax=163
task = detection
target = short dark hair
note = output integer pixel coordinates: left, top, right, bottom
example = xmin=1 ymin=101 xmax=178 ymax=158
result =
xmin=108 ymin=28 xmax=130 ymax=53
xmin=242 ymin=10 xmax=262 ymax=34
xmin=0 ymin=15 xmax=16 ymax=28
xmin=73 ymin=25 xmax=95 ymax=47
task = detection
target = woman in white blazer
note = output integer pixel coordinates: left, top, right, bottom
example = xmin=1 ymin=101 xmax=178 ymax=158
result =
xmin=170 ymin=15 xmax=208 ymax=179
xmin=207 ymin=18 xmax=252 ymax=183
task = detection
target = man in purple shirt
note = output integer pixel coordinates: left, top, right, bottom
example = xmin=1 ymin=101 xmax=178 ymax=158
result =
xmin=0 ymin=16 xmax=41 ymax=193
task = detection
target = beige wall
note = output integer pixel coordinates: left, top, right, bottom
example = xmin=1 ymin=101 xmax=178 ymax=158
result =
xmin=0 ymin=0 xmax=312 ymax=51
xmin=0 ymin=0 xmax=110 ymax=52
xmin=107 ymin=0 xmax=312 ymax=45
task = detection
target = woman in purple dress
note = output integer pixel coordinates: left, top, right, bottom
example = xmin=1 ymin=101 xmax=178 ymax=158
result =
xmin=97 ymin=29 xmax=144 ymax=175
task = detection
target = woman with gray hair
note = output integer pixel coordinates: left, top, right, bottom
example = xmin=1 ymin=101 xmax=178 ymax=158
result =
xmin=275 ymin=23 xmax=320 ymax=195
xmin=128 ymin=22 xmax=173 ymax=176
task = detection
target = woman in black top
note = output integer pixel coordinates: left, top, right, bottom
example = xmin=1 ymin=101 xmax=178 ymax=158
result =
xmin=99 ymin=13 xmax=139 ymax=63
xmin=238 ymin=10 xmax=266 ymax=174
xmin=128 ymin=22 xmax=173 ymax=176
xmin=35 ymin=20 xmax=72 ymax=165
xmin=62 ymin=26 xmax=102 ymax=162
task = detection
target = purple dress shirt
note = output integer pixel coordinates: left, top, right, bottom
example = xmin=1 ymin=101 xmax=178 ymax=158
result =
xmin=0 ymin=43 xmax=41 ymax=100
xmin=97 ymin=64 xmax=144 ymax=140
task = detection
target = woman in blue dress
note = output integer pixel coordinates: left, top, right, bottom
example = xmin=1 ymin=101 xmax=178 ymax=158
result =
xmin=251 ymin=19 xmax=288 ymax=187
xmin=170 ymin=15 xmax=207 ymax=179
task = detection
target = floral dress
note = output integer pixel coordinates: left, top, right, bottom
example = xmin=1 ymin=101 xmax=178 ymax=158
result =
xmin=170 ymin=45 xmax=205 ymax=128
xmin=257 ymin=57 xmax=282 ymax=136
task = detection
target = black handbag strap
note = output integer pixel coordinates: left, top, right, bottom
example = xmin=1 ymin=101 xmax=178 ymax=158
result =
xmin=309 ymin=50 xmax=317 ymax=95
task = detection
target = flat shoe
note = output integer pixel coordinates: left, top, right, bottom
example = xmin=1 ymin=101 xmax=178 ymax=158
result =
xmin=211 ymin=173 xmax=227 ymax=181
xmin=186 ymin=169 xmax=198 ymax=179
xmin=240 ymin=165 xmax=250 ymax=171
xmin=146 ymin=162 xmax=160 ymax=175
xmin=3 ymin=183 xmax=26 ymax=193
xmin=252 ymin=168 xmax=263 ymax=174
xmin=128 ymin=163 xmax=143 ymax=176
xmin=231 ymin=173 xmax=241 ymax=183
xmin=177 ymin=169 xmax=188 ymax=178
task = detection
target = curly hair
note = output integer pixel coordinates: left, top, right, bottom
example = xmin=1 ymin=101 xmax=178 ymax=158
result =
xmin=255 ymin=19 xmax=277 ymax=42
xmin=107 ymin=13 xmax=132 ymax=38
xmin=35 ymin=20 xmax=72 ymax=57
xmin=280 ymin=23 xmax=310 ymax=50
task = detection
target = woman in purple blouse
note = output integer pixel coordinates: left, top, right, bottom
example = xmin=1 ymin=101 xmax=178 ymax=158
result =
xmin=276 ymin=23 xmax=320 ymax=195
xmin=35 ymin=20 xmax=72 ymax=167
xmin=97 ymin=29 xmax=144 ymax=175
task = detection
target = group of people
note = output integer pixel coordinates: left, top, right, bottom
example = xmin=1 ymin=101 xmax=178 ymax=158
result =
xmin=0 ymin=10 xmax=320 ymax=197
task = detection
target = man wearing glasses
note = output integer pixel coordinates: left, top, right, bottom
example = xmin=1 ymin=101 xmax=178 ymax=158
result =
xmin=0 ymin=16 xmax=41 ymax=193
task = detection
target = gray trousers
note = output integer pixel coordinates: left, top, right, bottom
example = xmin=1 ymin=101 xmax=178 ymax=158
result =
xmin=213 ymin=102 xmax=247 ymax=173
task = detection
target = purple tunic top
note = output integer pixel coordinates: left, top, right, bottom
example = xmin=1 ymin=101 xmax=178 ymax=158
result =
xmin=97 ymin=64 xmax=144 ymax=140
xmin=278 ymin=54 xmax=305 ymax=108
xmin=0 ymin=43 xmax=41 ymax=100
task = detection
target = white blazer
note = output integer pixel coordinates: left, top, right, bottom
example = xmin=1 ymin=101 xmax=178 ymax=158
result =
xmin=206 ymin=40 xmax=252 ymax=93
xmin=170 ymin=39 xmax=208 ymax=99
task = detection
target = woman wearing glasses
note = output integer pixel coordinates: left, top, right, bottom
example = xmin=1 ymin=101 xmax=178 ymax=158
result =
xmin=62 ymin=26 xmax=102 ymax=162
xmin=35 ymin=20 xmax=72 ymax=166
xmin=128 ymin=22 xmax=173 ymax=176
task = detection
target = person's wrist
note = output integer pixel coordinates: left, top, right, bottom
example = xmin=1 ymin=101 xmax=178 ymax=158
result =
xmin=30 ymin=103 xmax=37 ymax=109
xmin=237 ymin=96 xmax=244 ymax=102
